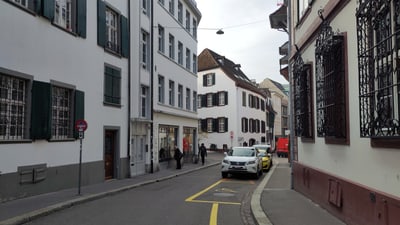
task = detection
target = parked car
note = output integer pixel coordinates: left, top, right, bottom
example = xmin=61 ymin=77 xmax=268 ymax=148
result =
xmin=253 ymin=144 xmax=273 ymax=171
xmin=221 ymin=147 xmax=263 ymax=179
xmin=276 ymin=137 xmax=289 ymax=157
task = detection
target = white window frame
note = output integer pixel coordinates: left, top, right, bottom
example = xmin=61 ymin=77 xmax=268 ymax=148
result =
xmin=54 ymin=0 xmax=73 ymax=31
xmin=169 ymin=34 xmax=175 ymax=59
xmin=158 ymin=25 xmax=165 ymax=53
xmin=219 ymin=92 xmax=225 ymax=106
xmin=12 ymin=0 xmax=29 ymax=8
xmin=106 ymin=7 xmax=119 ymax=51
xmin=207 ymin=118 xmax=213 ymax=132
xmin=169 ymin=80 xmax=175 ymax=106
xmin=185 ymin=10 xmax=190 ymax=31
xmin=206 ymin=74 xmax=213 ymax=86
xmin=169 ymin=0 xmax=174 ymax=15
xmin=140 ymin=86 xmax=148 ymax=118
xmin=185 ymin=48 xmax=191 ymax=70
xmin=141 ymin=30 xmax=149 ymax=69
xmin=178 ymin=42 xmax=183 ymax=65
xmin=158 ymin=75 xmax=165 ymax=103
xmin=51 ymin=86 xmax=72 ymax=140
xmin=186 ymin=88 xmax=191 ymax=110
xmin=193 ymin=91 xmax=197 ymax=112
xmin=178 ymin=84 xmax=183 ymax=108
xmin=218 ymin=118 xmax=225 ymax=132
xmin=207 ymin=93 xmax=213 ymax=107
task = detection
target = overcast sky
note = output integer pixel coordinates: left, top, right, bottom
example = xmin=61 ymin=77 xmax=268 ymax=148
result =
xmin=195 ymin=0 xmax=288 ymax=84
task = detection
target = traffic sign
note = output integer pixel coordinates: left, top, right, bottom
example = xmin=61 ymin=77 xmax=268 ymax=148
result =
xmin=75 ymin=119 xmax=88 ymax=132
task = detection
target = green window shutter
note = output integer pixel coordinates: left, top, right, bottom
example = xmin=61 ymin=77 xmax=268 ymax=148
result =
xmin=212 ymin=73 xmax=216 ymax=85
xmin=31 ymin=81 xmax=51 ymax=140
xmin=120 ymin=15 xmax=129 ymax=57
xmin=97 ymin=0 xmax=106 ymax=47
xmin=33 ymin=0 xmax=41 ymax=14
xmin=224 ymin=118 xmax=228 ymax=132
xmin=212 ymin=119 xmax=218 ymax=132
xmin=74 ymin=90 xmax=85 ymax=138
xmin=77 ymin=0 xmax=87 ymax=38
xmin=42 ymin=0 xmax=55 ymax=21
xmin=224 ymin=91 xmax=228 ymax=105
xmin=104 ymin=68 xmax=113 ymax=103
xmin=203 ymin=75 xmax=206 ymax=86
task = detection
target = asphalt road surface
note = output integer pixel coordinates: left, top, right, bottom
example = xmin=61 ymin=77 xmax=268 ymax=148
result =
xmin=24 ymin=166 xmax=262 ymax=225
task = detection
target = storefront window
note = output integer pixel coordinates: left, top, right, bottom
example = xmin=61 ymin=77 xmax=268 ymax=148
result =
xmin=158 ymin=125 xmax=178 ymax=162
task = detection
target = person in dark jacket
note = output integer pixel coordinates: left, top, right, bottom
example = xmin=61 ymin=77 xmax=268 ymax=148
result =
xmin=174 ymin=145 xmax=182 ymax=169
xmin=199 ymin=143 xmax=207 ymax=165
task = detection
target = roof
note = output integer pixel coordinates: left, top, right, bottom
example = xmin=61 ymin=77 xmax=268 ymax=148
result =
xmin=198 ymin=48 xmax=267 ymax=98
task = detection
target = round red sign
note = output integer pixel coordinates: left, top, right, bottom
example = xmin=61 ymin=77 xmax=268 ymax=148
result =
xmin=75 ymin=119 xmax=88 ymax=132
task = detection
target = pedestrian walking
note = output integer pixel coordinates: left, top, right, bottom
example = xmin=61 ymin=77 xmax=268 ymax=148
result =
xmin=199 ymin=143 xmax=207 ymax=165
xmin=174 ymin=145 xmax=183 ymax=169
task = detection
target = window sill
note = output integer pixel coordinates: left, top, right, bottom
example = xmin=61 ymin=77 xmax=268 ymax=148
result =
xmin=103 ymin=101 xmax=122 ymax=108
xmin=48 ymin=138 xmax=75 ymax=142
xmin=0 ymin=139 xmax=33 ymax=144
xmin=371 ymin=138 xmax=400 ymax=149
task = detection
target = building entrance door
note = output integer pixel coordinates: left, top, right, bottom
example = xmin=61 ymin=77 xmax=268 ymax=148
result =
xmin=104 ymin=130 xmax=117 ymax=180
xmin=130 ymin=135 xmax=146 ymax=176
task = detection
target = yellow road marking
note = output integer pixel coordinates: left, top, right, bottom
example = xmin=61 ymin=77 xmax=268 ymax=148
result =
xmin=189 ymin=199 xmax=240 ymax=205
xmin=209 ymin=203 xmax=219 ymax=225
xmin=185 ymin=180 xmax=222 ymax=202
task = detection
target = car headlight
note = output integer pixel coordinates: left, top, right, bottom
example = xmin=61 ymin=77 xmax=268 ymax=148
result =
xmin=222 ymin=159 xmax=230 ymax=164
xmin=247 ymin=160 xmax=256 ymax=165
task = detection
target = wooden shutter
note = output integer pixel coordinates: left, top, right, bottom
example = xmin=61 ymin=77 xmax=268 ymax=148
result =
xmin=224 ymin=91 xmax=228 ymax=105
xmin=77 ymin=0 xmax=87 ymax=38
xmin=42 ymin=0 xmax=55 ymax=21
xmin=212 ymin=73 xmax=216 ymax=85
xmin=120 ymin=16 xmax=129 ymax=57
xmin=212 ymin=119 xmax=218 ymax=132
xmin=97 ymin=0 xmax=106 ymax=47
xmin=212 ymin=93 xmax=218 ymax=106
xmin=73 ymin=90 xmax=85 ymax=138
xmin=224 ymin=118 xmax=228 ymax=132
xmin=203 ymin=75 xmax=207 ymax=86
xmin=201 ymin=95 xmax=207 ymax=107
xmin=31 ymin=81 xmax=51 ymax=140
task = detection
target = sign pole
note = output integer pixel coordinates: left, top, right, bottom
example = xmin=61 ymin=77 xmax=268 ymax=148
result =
xmin=78 ymin=134 xmax=82 ymax=195
xmin=75 ymin=119 xmax=87 ymax=196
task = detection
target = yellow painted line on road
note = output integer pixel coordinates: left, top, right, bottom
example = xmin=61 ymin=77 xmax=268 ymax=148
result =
xmin=209 ymin=203 xmax=219 ymax=225
xmin=189 ymin=199 xmax=240 ymax=205
xmin=185 ymin=180 xmax=222 ymax=202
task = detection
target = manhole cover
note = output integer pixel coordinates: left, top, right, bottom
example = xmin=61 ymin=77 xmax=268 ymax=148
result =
xmin=214 ymin=192 xmax=235 ymax=197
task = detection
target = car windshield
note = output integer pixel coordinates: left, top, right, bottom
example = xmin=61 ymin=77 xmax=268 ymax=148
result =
xmin=228 ymin=148 xmax=255 ymax=157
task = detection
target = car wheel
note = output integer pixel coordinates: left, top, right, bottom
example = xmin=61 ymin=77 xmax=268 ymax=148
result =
xmin=222 ymin=172 xmax=228 ymax=178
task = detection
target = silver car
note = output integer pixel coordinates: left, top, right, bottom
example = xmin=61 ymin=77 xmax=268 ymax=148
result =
xmin=221 ymin=147 xmax=263 ymax=179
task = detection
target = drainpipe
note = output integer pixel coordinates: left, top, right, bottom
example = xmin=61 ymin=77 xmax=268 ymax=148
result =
xmin=150 ymin=0 xmax=154 ymax=173
xmin=127 ymin=0 xmax=132 ymax=177
xmin=287 ymin=0 xmax=294 ymax=190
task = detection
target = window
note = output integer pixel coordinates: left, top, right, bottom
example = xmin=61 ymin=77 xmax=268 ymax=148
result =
xmin=142 ymin=0 xmax=149 ymax=15
xmin=218 ymin=118 xmax=228 ymax=132
xmin=192 ymin=18 xmax=197 ymax=38
xmin=185 ymin=10 xmax=190 ymax=31
xmin=249 ymin=119 xmax=253 ymax=133
xmin=141 ymin=30 xmax=149 ymax=69
xmin=0 ymin=74 xmax=27 ymax=140
xmin=158 ymin=25 xmax=165 ymax=53
xmin=186 ymin=88 xmax=191 ymax=110
xmin=242 ymin=117 xmax=248 ymax=132
xmin=193 ymin=91 xmax=197 ymax=112
xmin=197 ymin=95 xmax=202 ymax=109
xmin=207 ymin=93 xmax=213 ymax=107
xmin=159 ymin=0 xmax=164 ymax=5
xmin=192 ymin=54 xmax=197 ymax=73
xmin=298 ymin=0 xmax=309 ymax=18
xmin=293 ymin=52 xmax=314 ymax=140
xmin=242 ymin=91 xmax=246 ymax=106
xmin=11 ymin=0 xmax=29 ymax=8
xmin=29 ymin=81 xmax=84 ymax=141
xmin=178 ymin=84 xmax=183 ymax=108
xmin=104 ymin=65 xmax=121 ymax=105
xmin=207 ymin=118 xmax=213 ymax=132
xmin=158 ymin=75 xmax=165 ymax=103
xmin=248 ymin=94 xmax=253 ymax=108
xmin=178 ymin=42 xmax=183 ymax=65
xmin=203 ymin=73 xmax=215 ymax=86
xmin=51 ymin=86 xmax=72 ymax=139
xmin=357 ymin=0 xmax=400 ymax=144
xmin=315 ymin=15 xmax=348 ymax=144
xmin=141 ymin=86 xmax=148 ymax=118
xmin=97 ymin=0 xmax=129 ymax=57
xmin=169 ymin=80 xmax=175 ymax=106
xmin=169 ymin=34 xmax=175 ymax=59
xmin=169 ymin=0 xmax=174 ymax=15
xmin=218 ymin=92 xmax=226 ymax=106
xmin=178 ymin=1 xmax=183 ymax=23
xmin=54 ymin=0 xmax=72 ymax=31
xmin=185 ymin=48 xmax=191 ymax=70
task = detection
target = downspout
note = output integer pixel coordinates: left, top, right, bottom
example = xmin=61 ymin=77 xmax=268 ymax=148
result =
xmin=287 ymin=0 xmax=294 ymax=189
xmin=127 ymin=0 xmax=131 ymax=177
xmin=150 ymin=0 xmax=154 ymax=173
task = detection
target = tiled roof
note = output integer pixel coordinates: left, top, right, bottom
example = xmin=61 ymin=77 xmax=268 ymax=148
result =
xmin=198 ymin=48 xmax=266 ymax=98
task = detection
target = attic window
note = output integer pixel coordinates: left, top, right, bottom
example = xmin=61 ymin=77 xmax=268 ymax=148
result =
xmin=217 ymin=57 xmax=225 ymax=65
xmin=233 ymin=64 xmax=241 ymax=70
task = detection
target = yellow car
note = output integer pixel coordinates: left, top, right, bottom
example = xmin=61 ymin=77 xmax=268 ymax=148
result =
xmin=253 ymin=145 xmax=273 ymax=171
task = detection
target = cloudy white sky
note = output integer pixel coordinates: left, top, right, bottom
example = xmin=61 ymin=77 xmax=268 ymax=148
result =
xmin=195 ymin=0 xmax=288 ymax=84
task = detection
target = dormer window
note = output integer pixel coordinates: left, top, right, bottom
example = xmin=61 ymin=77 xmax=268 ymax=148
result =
xmin=233 ymin=64 xmax=241 ymax=70
xmin=217 ymin=57 xmax=225 ymax=65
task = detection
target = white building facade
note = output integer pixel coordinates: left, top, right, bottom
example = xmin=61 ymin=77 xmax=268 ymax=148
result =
xmin=0 ymin=0 xmax=130 ymax=201
xmin=152 ymin=0 xmax=201 ymax=169
xmin=197 ymin=49 xmax=268 ymax=150
xmin=270 ymin=0 xmax=400 ymax=223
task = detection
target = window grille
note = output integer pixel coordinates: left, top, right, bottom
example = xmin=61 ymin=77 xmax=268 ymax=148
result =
xmin=357 ymin=0 xmax=400 ymax=138
xmin=0 ymin=75 xmax=26 ymax=140
xmin=51 ymin=86 xmax=72 ymax=139
xmin=315 ymin=10 xmax=347 ymax=141
xmin=293 ymin=50 xmax=314 ymax=139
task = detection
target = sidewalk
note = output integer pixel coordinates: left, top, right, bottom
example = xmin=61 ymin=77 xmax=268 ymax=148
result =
xmin=0 ymin=152 xmax=346 ymax=225
xmin=253 ymin=159 xmax=346 ymax=225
